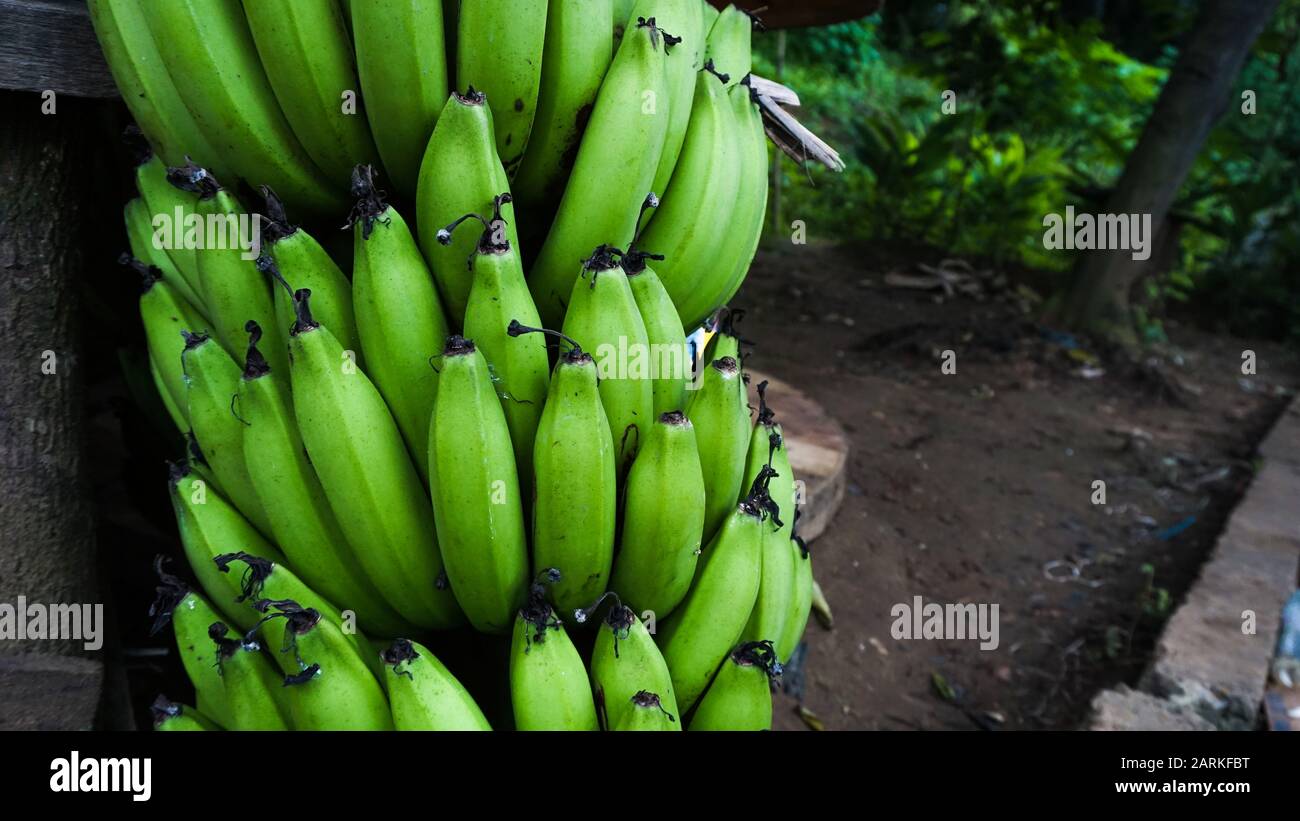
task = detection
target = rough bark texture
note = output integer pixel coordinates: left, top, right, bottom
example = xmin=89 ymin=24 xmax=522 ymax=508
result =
xmin=0 ymin=90 xmax=103 ymax=729
xmin=1055 ymin=0 xmax=1280 ymax=347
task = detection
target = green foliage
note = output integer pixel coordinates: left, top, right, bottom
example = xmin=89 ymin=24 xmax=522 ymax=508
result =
xmin=755 ymin=0 xmax=1300 ymax=341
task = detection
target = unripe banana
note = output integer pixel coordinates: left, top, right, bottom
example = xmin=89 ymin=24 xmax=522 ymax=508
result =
xmin=382 ymin=638 xmax=492 ymax=730
xmin=261 ymin=191 xmax=360 ymax=360
xmin=169 ymin=462 xmax=285 ymax=629
xmin=131 ymin=258 xmax=207 ymax=425
xmin=701 ymin=0 xmax=720 ymax=31
xmin=623 ymin=249 xmax=688 ymax=416
xmin=125 ymin=199 xmax=203 ymax=314
xmin=174 ymin=165 xmax=289 ymax=376
xmin=182 ymin=331 xmax=275 ymax=537
xmin=714 ymin=78 xmax=769 ymax=309
xmin=612 ymin=690 xmax=680 ymax=730
xmin=777 ymin=531 xmax=814 ymax=664
xmin=528 ymin=18 xmax=671 ymax=326
xmin=512 ymin=0 xmax=615 ymax=223
xmin=704 ymin=4 xmax=753 ymax=88
xmin=455 ymin=0 xmax=549 ymax=176
xmin=133 ymin=154 xmax=206 ymax=306
xmin=209 ymin=622 xmax=292 ymax=730
xmin=149 ymin=355 xmax=186 ymax=433
xmin=686 ymin=355 xmax=751 ymax=542
xmin=442 ymin=197 xmax=550 ymax=491
xmin=609 ymin=411 xmax=705 ymax=619
xmin=512 ymin=325 xmax=615 ymax=617
xmin=416 ymin=90 xmax=520 ymax=323
xmin=613 ymin=0 xmax=638 ymax=43
xmin=349 ymin=167 xmax=450 ymax=482
xmin=242 ymin=0 xmax=380 ymax=186
xmin=237 ymin=323 xmax=410 ymax=638
xmin=140 ymin=0 xmax=343 ymax=216
xmin=352 ymin=0 xmax=449 ymax=200
xmin=427 ymin=336 xmax=530 ymax=634
xmin=266 ymin=601 xmax=394 ymax=730
xmin=740 ymin=385 xmax=795 ymax=647
xmin=560 ymin=247 xmax=654 ymax=470
xmin=631 ymin=0 xmax=707 ymax=199
xmin=656 ymin=478 xmax=771 ymax=711
xmin=687 ymin=639 xmax=780 ymax=730
xmin=287 ymin=289 xmax=461 ymax=630
xmin=701 ymin=306 xmax=743 ymax=366
xmin=88 ymin=0 xmax=229 ymax=176
xmin=640 ymin=64 xmax=742 ymax=331
xmin=211 ymin=551 xmax=384 ymax=682
xmin=150 ymin=696 xmax=218 ymax=731
xmin=509 ymin=576 xmax=600 ymax=730
xmin=149 ymin=561 xmax=233 ymax=727
xmin=582 ymin=597 xmax=679 ymax=730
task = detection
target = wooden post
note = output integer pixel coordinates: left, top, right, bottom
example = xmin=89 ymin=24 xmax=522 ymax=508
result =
xmin=0 ymin=90 xmax=105 ymax=730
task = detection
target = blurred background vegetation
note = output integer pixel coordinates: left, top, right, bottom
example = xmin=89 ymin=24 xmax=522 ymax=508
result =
xmin=755 ymin=0 xmax=1300 ymax=343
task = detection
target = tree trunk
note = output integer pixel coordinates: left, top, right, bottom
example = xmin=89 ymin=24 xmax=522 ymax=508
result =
xmin=0 ymin=91 xmax=103 ymax=729
xmin=1053 ymin=0 xmax=1280 ymax=348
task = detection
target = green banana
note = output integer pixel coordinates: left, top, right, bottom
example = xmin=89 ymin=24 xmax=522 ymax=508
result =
xmin=169 ymin=462 xmax=286 ymax=629
xmin=740 ymin=385 xmax=795 ymax=647
xmin=210 ymin=622 xmax=292 ymax=730
xmin=686 ymin=355 xmax=751 ymax=542
xmin=237 ymin=325 xmax=411 ymax=639
xmin=172 ymin=165 xmax=289 ymax=376
xmin=382 ymin=638 xmax=492 ymax=730
xmin=613 ymin=0 xmax=638 ymax=43
xmin=687 ymin=639 xmax=780 ymax=730
xmin=609 ymin=411 xmax=705 ymax=619
xmin=455 ymin=0 xmax=548 ymax=176
xmin=527 ymin=18 xmax=671 ymax=327
xmin=631 ymin=0 xmax=706 ymax=199
xmin=623 ymin=248 xmax=689 ymax=416
xmin=349 ymin=167 xmax=449 ymax=482
xmin=511 ymin=0 xmax=614 ymax=221
xmin=704 ymin=4 xmax=753 ymax=88
xmin=352 ymin=0 xmax=449 ymax=200
xmin=211 ymin=551 xmax=384 ymax=681
xmin=441 ymin=196 xmax=550 ymax=491
xmin=714 ymin=78 xmax=769 ymax=310
xmin=150 ymin=696 xmax=218 ymax=731
xmin=416 ymin=90 xmax=519 ymax=323
xmin=511 ymin=325 xmax=615 ymax=617
xmin=149 ymin=561 xmax=233 ymax=727
xmin=582 ymin=596 xmax=679 ymax=730
xmin=88 ymin=0 xmax=229 ymax=176
xmin=260 ymin=190 xmax=360 ymax=359
xmin=242 ymin=0 xmax=380 ymax=187
xmin=509 ymin=575 xmax=600 ymax=730
xmin=140 ymin=0 xmax=342 ymax=216
xmin=287 ymin=289 xmax=461 ymax=630
xmin=125 ymin=199 xmax=203 ymax=313
xmin=701 ymin=306 xmax=743 ymax=366
xmin=426 ymin=336 xmax=530 ymax=634
xmin=559 ymin=247 xmax=654 ymax=470
xmin=777 ymin=529 xmax=814 ymax=663
xmin=134 ymin=153 xmax=206 ymax=304
xmin=701 ymin=0 xmax=720 ymax=31
xmin=656 ymin=476 xmax=771 ymax=711
xmin=130 ymin=257 xmax=207 ymax=425
xmin=612 ymin=690 xmax=680 ymax=730
xmin=150 ymin=355 xmax=187 ymax=433
xmin=266 ymin=601 xmax=394 ymax=730
xmin=182 ymin=331 xmax=275 ymax=537
xmin=640 ymin=64 xmax=742 ymax=331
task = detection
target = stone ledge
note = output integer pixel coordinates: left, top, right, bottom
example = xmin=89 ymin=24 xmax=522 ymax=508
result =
xmin=0 ymin=654 xmax=104 ymax=731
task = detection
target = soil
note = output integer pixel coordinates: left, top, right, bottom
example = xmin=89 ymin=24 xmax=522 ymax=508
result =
xmin=736 ymin=240 xmax=1300 ymax=731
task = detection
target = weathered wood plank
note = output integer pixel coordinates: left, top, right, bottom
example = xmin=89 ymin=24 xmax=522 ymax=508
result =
xmin=0 ymin=0 xmax=116 ymax=97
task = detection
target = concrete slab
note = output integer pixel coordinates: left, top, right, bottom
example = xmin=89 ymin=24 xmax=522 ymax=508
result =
xmin=1089 ymin=685 xmax=1217 ymax=731
xmin=0 ymin=654 xmax=103 ymax=730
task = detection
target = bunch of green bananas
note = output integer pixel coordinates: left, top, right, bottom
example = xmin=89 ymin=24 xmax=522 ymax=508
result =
xmin=101 ymin=0 xmax=827 ymax=731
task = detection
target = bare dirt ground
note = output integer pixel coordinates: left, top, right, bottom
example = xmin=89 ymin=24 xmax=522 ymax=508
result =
xmin=737 ymin=240 xmax=1299 ymax=731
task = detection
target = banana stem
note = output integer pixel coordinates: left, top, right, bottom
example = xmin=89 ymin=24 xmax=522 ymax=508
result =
xmin=289 ymin=288 xmax=319 ymax=336
xmin=242 ymin=320 xmax=272 ymax=379
xmin=506 ymin=320 xmax=584 ymax=357
xmin=119 ymin=253 xmax=161 ymax=291
xmin=148 ymin=556 xmax=189 ymax=636
xmin=165 ymin=160 xmax=221 ymax=199
xmin=703 ymin=59 xmax=731 ymax=86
